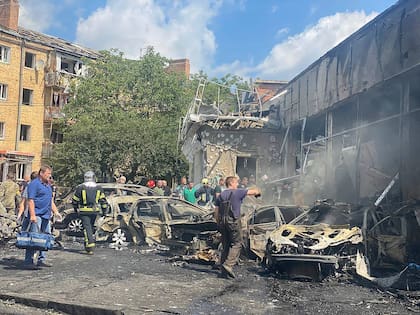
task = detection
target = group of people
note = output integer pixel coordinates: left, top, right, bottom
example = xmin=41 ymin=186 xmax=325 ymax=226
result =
xmin=146 ymin=179 xmax=172 ymax=196
xmin=0 ymin=166 xmax=109 ymax=269
xmin=8 ymin=167 xmax=261 ymax=279
xmin=170 ymin=176 xmax=226 ymax=207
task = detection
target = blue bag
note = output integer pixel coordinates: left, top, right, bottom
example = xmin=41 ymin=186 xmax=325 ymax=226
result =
xmin=15 ymin=222 xmax=55 ymax=251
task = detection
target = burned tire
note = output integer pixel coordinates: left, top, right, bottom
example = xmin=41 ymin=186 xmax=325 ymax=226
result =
xmin=67 ymin=215 xmax=83 ymax=235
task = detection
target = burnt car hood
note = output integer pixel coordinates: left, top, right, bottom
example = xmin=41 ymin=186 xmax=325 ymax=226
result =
xmin=269 ymin=223 xmax=363 ymax=252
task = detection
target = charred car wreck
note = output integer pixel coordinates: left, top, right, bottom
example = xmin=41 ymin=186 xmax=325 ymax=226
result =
xmin=356 ymin=200 xmax=420 ymax=290
xmin=59 ymin=195 xmax=221 ymax=263
xmin=265 ymin=200 xmax=364 ymax=281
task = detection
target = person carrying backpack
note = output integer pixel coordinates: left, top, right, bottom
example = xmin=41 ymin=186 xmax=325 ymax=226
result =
xmin=214 ymin=176 xmax=261 ymax=279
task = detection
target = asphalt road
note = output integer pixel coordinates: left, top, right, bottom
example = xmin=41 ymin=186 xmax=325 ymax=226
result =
xmin=0 ymin=240 xmax=418 ymax=315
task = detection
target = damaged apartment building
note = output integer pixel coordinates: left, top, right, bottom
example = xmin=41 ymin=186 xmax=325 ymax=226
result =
xmin=0 ymin=0 xmax=99 ymax=181
xmin=181 ymin=0 xmax=420 ymax=206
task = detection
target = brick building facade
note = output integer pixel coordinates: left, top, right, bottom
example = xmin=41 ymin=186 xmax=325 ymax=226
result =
xmin=0 ymin=0 xmax=99 ymax=181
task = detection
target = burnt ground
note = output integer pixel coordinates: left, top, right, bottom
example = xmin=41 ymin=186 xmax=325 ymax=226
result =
xmin=0 ymin=239 xmax=419 ymax=315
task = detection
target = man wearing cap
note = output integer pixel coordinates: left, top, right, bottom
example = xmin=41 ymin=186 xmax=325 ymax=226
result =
xmin=194 ymin=178 xmax=214 ymax=207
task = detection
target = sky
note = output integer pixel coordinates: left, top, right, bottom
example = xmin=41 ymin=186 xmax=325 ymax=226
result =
xmin=18 ymin=0 xmax=398 ymax=80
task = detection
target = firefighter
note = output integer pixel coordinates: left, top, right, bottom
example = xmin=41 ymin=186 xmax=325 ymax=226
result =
xmin=72 ymin=171 xmax=108 ymax=254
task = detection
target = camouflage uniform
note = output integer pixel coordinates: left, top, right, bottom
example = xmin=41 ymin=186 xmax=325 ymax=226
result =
xmin=0 ymin=179 xmax=20 ymax=215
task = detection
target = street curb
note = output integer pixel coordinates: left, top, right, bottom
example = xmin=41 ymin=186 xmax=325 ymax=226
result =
xmin=0 ymin=292 xmax=124 ymax=315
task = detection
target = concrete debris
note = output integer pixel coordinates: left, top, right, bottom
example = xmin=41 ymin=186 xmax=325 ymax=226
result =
xmin=0 ymin=212 xmax=18 ymax=243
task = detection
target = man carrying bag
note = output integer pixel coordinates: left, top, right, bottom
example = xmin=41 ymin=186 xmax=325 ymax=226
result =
xmin=21 ymin=165 xmax=61 ymax=270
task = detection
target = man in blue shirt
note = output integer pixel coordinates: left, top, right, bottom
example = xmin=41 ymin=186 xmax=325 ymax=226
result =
xmin=23 ymin=165 xmax=61 ymax=269
xmin=214 ymin=176 xmax=261 ymax=279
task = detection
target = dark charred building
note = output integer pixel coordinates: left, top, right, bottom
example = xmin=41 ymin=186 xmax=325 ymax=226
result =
xmin=181 ymin=0 xmax=420 ymax=206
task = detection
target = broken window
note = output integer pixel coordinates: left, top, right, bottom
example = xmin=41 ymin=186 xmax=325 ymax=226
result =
xmin=118 ymin=202 xmax=133 ymax=213
xmin=19 ymin=124 xmax=30 ymax=141
xmin=22 ymin=88 xmax=33 ymax=105
xmin=51 ymin=92 xmax=70 ymax=107
xmin=50 ymin=130 xmax=63 ymax=143
xmin=253 ymin=207 xmax=276 ymax=224
xmin=0 ymin=83 xmax=7 ymax=99
xmin=0 ymin=45 xmax=10 ymax=63
xmin=236 ymin=157 xmax=256 ymax=180
xmin=24 ymin=52 xmax=35 ymax=68
xmin=59 ymin=55 xmax=83 ymax=75
xmin=167 ymin=200 xmax=203 ymax=219
xmin=280 ymin=207 xmax=305 ymax=223
xmin=136 ymin=201 xmax=161 ymax=218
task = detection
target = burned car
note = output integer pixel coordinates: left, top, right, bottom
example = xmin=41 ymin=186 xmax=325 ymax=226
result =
xmin=243 ymin=205 xmax=305 ymax=259
xmin=265 ymin=200 xmax=364 ymax=280
xmin=56 ymin=183 xmax=155 ymax=234
xmin=95 ymin=196 xmax=220 ymax=262
xmin=362 ymin=201 xmax=420 ymax=271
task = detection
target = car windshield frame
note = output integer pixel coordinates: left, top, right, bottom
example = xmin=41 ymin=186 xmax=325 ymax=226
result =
xmin=290 ymin=206 xmax=350 ymax=226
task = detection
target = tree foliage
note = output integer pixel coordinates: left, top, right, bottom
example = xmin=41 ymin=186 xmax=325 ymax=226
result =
xmin=49 ymin=48 xmax=192 ymax=186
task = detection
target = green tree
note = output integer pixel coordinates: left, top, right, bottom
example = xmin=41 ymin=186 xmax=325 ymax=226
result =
xmin=49 ymin=48 xmax=191 ymax=186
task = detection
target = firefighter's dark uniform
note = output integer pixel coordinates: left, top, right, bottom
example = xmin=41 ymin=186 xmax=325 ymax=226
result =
xmin=72 ymin=183 xmax=108 ymax=253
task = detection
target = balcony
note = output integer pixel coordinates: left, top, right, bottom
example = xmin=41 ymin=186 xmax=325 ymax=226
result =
xmin=44 ymin=106 xmax=65 ymax=121
xmin=45 ymin=71 xmax=77 ymax=88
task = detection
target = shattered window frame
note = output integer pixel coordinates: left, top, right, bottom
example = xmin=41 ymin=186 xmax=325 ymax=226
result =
xmin=166 ymin=199 xmax=207 ymax=220
xmin=252 ymin=207 xmax=277 ymax=225
xmin=24 ymin=52 xmax=36 ymax=68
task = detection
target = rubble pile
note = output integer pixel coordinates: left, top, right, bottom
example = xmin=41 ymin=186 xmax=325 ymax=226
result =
xmin=0 ymin=212 xmax=18 ymax=243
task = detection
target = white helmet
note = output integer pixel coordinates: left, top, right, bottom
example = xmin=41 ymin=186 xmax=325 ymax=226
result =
xmin=84 ymin=171 xmax=96 ymax=183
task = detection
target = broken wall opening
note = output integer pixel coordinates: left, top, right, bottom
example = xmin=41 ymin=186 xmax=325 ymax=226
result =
xmin=236 ymin=157 xmax=256 ymax=180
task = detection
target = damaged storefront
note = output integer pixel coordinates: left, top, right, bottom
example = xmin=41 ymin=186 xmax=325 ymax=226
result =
xmin=266 ymin=0 xmax=420 ymax=206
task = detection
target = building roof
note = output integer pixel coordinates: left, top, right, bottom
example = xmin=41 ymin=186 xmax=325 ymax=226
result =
xmin=0 ymin=24 xmax=100 ymax=59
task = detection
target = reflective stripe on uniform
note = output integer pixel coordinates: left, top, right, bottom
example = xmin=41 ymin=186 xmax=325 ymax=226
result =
xmin=79 ymin=207 xmax=96 ymax=212
xmin=95 ymin=190 xmax=100 ymax=203
xmin=82 ymin=189 xmax=87 ymax=205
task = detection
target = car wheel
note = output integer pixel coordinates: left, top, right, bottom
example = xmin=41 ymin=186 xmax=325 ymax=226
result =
xmin=67 ymin=216 xmax=83 ymax=234
xmin=110 ymin=228 xmax=132 ymax=247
